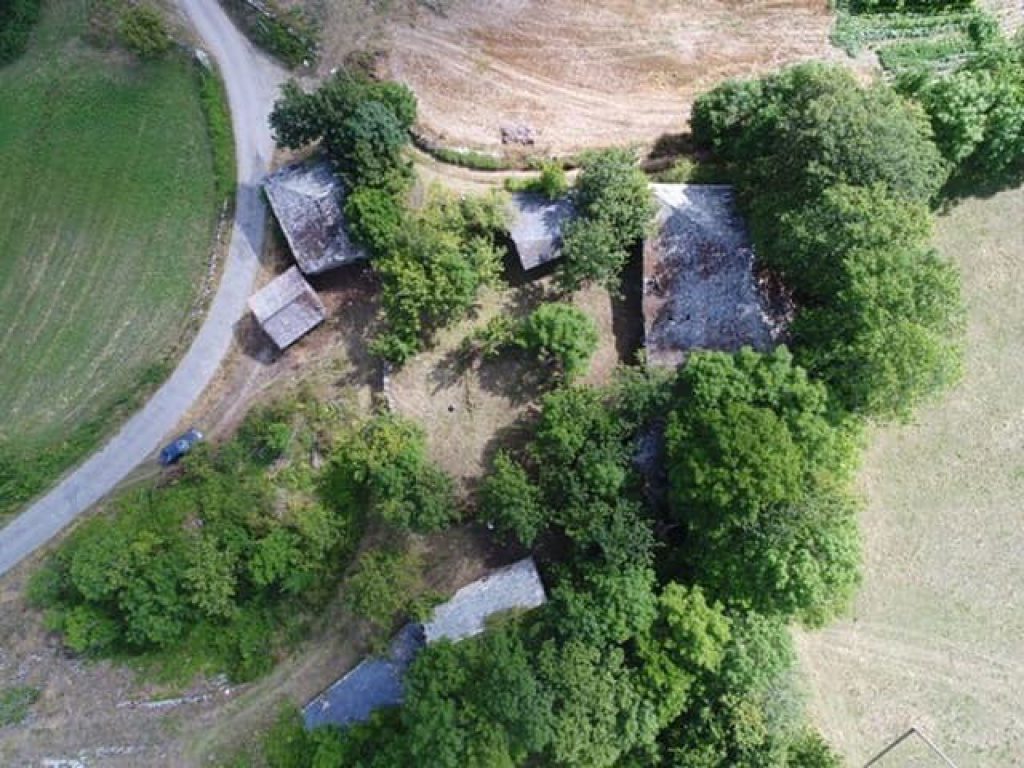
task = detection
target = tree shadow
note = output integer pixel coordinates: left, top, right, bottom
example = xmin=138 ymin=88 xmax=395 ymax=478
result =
xmin=233 ymin=311 xmax=279 ymax=364
xmin=309 ymin=262 xmax=385 ymax=391
xmin=938 ymin=163 xmax=1024 ymax=210
xmin=610 ymin=244 xmax=645 ymax=366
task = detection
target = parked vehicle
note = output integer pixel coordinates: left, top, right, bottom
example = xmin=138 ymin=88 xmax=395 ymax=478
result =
xmin=159 ymin=428 xmax=203 ymax=466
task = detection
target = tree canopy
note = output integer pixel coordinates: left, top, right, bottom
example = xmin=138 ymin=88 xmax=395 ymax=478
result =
xmin=269 ymin=72 xmax=416 ymax=192
xmin=666 ymin=348 xmax=862 ymax=625
xmin=556 ymin=149 xmax=654 ymax=292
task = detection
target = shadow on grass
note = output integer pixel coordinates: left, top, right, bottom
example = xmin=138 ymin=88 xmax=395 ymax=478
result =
xmin=939 ymin=164 xmax=1024 ymax=210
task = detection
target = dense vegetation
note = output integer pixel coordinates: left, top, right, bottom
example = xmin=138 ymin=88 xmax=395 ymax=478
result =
xmin=264 ymin=359 xmax=848 ymax=767
xmin=692 ymin=62 xmax=965 ymax=420
xmin=30 ymin=401 xmax=456 ymax=681
xmin=221 ymin=0 xmax=319 ymax=69
xmin=0 ymin=0 xmax=40 ymax=65
xmin=556 ymin=149 xmax=655 ymax=293
xmin=900 ymin=33 xmax=1024 ymax=186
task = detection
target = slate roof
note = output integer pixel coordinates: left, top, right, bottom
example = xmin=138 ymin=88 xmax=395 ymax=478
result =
xmin=506 ymin=193 xmax=575 ymax=270
xmin=303 ymin=623 xmax=425 ymax=730
xmin=642 ymin=184 xmax=775 ymax=368
xmin=264 ymin=161 xmax=366 ymax=275
xmin=303 ymin=558 xmax=547 ymax=731
xmin=248 ymin=266 xmax=326 ymax=350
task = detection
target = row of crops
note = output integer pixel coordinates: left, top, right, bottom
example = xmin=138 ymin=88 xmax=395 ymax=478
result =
xmin=832 ymin=1 xmax=999 ymax=76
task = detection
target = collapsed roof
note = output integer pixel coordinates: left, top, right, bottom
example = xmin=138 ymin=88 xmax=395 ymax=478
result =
xmin=642 ymin=184 xmax=777 ymax=368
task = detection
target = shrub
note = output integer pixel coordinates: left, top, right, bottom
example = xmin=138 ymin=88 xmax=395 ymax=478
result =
xmin=344 ymin=549 xmax=421 ymax=632
xmin=515 ymin=303 xmax=599 ymax=381
xmin=119 ymin=5 xmax=171 ymax=59
xmin=324 ymin=414 xmax=457 ymax=532
xmin=0 ymin=686 xmax=40 ymax=727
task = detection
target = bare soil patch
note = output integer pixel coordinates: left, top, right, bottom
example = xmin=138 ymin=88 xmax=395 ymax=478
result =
xmin=381 ymin=0 xmax=839 ymax=154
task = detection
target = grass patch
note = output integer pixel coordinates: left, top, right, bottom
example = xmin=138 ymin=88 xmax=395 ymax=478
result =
xmin=0 ymin=0 xmax=220 ymax=519
xmin=0 ymin=685 xmax=40 ymax=727
xmin=798 ymin=185 xmax=1024 ymax=764
xmin=196 ymin=61 xmax=236 ymax=205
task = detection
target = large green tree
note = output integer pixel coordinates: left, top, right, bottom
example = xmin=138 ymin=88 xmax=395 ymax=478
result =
xmin=666 ymin=348 xmax=862 ymax=624
xmin=692 ymin=62 xmax=948 ymax=209
xmin=557 ymin=149 xmax=655 ymax=292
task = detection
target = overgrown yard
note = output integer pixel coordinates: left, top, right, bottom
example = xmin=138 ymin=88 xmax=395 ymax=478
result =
xmin=796 ymin=186 xmax=1024 ymax=767
xmin=0 ymin=0 xmax=220 ymax=520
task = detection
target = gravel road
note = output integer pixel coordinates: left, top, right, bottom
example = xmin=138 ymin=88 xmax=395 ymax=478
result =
xmin=0 ymin=0 xmax=285 ymax=577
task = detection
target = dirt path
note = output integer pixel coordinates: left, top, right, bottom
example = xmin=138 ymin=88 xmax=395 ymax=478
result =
xmin=0 ymin=1 xmax=285 ymax=578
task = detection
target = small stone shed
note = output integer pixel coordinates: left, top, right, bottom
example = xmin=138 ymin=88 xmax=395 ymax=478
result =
xmin=264 ymin=160 xmax=366 ymax=275
xmin=642 ymin=184 xmax=777 ymax=368
xmin=506 ymin=193 xmax=575 ymax=271
xmin=247 ymin=266 xmax=326 ymax=350
xmin=303 ymin=558 xmax=547 ymax=730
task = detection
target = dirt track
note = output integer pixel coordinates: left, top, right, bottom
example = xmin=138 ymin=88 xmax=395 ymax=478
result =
xmin=384 ymin=0 xmax=838 ymax=154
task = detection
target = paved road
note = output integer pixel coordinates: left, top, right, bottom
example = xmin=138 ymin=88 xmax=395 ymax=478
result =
xmin=0 ymin=1 xmax=285 ymax=577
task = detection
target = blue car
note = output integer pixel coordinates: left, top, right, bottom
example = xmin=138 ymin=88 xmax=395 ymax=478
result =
xmin=159 ymin=428 xmax=203 ymax=466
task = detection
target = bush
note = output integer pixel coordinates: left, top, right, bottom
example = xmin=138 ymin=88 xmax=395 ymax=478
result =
xmin=0 ymin=0 xmax=41 ymax=66
xmin=344 ymin=186 xmax=404 ymax=254
xmin=372 ymin=189 xmax=507 ymax=364
xmin=515 ymin=303 xmax=599 ymax=381
xmin=324 ymin=413 xmax=457 ymax=533
xmin=196 ymin=64 xmax=236 ymax=205
xmin=119 ymin=5 xmax=171 ymax=59
xmin=344 ymin=549 xmax=421 ymax=632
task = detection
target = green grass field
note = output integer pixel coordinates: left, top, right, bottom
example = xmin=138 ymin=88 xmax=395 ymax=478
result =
xmin=0 ymin=1 xmax=219 ymax=518
xmin=797 ymin=185 xmax=1024 ymax=767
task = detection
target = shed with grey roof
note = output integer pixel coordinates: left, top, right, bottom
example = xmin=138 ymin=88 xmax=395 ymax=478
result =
xmin=302 ymin=558 xmax=547 ymax=731
xmin=264 ymin=161 xmax=366 ymax=275
xmin=642 ymin=184 xmax=780 ymax=369
xmin=248 ymin=266 xmax=326 ymax=350
xmin=506 ymin=193 xmax=575 ymax=271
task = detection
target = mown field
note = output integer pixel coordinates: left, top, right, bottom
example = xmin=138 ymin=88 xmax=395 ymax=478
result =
xmin=0 ymin=0 xmax=219 ymax=519
xmin=797 ymin=186 xmax=1024 ymax=767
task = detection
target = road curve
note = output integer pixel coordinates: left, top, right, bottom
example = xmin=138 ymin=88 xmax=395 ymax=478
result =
xmin=0 ymin=1 xmax=286 ymax=577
